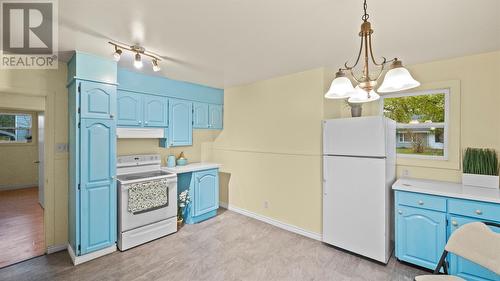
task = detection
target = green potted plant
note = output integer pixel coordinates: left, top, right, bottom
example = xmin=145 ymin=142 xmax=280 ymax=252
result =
xmin=462 ymin=148 xmax=499 ymax=189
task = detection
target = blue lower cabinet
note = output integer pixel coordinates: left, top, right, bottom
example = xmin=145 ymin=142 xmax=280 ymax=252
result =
xmin=179 ymin=169 xmax=219 ymax=224
xmin=193 ymin=169 xmax=219 ymax=217
xmin=79 ymin=118 xmax=117 ymax=254
xmin=448 ymin=216 xmax=500 ymax=281
xmin=395 ymin=191 xmax=500 ymax=281
xmin=396 ymin=205 xmax=447 ymax=270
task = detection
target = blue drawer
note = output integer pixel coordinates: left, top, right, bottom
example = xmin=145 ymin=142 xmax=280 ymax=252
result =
xmin=397 ymin=191 xmax=447 ymax=212
xmin=448 ymin=199 xmax=500 ymax=222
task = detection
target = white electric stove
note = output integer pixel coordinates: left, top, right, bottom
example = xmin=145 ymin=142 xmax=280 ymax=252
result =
xmin=116 ymin=154 xmax=177 ymax=251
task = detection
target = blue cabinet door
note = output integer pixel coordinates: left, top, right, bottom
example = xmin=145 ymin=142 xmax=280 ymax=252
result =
xmin=448 ymin=216 xmax=500 ymax=281
xmin=143 ymin=95 xmax=168 ymax=127
xmin=193 ymin=102 xmax=209 ymax=129
xmin=80 ymin=118 xmax=116 ymax=255
xmin=396 ymin=205 xmax=446 ymax=270
xmin=79 ymin=81 xmax=116 ymax=120
xmin=208 ymin=104 xmax=223 ymax=129
xmin=193 ymin=169 xmax=219 ymax=217
xmin=168 ymin=99 xmax=192 ymax=146
xmin=117 ymin=91 xmax=142 ymax=126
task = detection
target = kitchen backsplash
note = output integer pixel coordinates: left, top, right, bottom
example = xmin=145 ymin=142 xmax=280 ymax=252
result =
xmin=117 ymin=130 xmax=220 ymax=165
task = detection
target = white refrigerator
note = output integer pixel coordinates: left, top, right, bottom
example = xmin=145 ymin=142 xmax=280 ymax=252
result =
xmin=322 ymin=116 xmax=396 ymax=263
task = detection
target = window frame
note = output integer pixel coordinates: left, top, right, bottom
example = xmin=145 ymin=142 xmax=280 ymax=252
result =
xmin=380 ymin=88 xmax=450 ymax=161
xmin=0 ymin=112 xmax=34 ymax=144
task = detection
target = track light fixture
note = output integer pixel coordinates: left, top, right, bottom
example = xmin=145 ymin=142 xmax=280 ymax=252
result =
xmin=134 ymin=53 xmax=143 ymax=69
xmin=152 ymin=59 xmax=160 ymax=72
xmin=113 ymin=46 xmax=122 ymax=62
xmin=109 ymin=41 xmax=161 ymax=71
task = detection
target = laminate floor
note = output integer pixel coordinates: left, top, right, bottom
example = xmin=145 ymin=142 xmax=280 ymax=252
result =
xmin=0 ymin=187 xmax=44 ymax=269
xmin=0 ymin=209 xmax=426 ymax=281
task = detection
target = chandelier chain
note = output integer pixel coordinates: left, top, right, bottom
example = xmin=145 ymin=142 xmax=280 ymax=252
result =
xmin=362 ymin=0 xmax=369 ymax=22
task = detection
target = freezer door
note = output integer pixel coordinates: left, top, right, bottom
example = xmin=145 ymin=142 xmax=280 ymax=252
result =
xmin=323 ymin=116 xmax=388 ymax=157
xmin=322 ymin=155 xmax=390 ymax=263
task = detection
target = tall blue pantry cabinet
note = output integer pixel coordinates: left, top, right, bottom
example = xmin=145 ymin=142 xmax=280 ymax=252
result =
xmin=67 ymin=52 xmax=118 ymax=263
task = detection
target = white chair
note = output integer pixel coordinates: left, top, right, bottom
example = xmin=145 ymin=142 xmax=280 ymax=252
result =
xmin=414 ymin=221 xmax=500 ymax=281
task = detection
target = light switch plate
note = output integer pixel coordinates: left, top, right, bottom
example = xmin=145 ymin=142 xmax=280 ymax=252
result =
xmin=56 ymin=143 xmax=68 ymax=153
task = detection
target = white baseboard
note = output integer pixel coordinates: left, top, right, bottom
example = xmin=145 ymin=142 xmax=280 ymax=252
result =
xmin=219 ymin=201 xmax=228 ymax=209
xmin=0 ymin=183 xmax=37 ymax=191
xmin=67 ymin=244 xmax=116 ymax=266
xmin=47 ymin=244 xmax=67 ymax=254
xmin=227 ymin=204 xmax=322 ymax=241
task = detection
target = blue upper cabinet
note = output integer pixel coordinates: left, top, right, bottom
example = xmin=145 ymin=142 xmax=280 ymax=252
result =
xmin=117 ymin=91 xmax=168 ymax=128
xmin=193 ymin=169 xmax=219 ymax=217
xmin=209 ymin=104 xmax=223 ymax=129
xmin=193 ymin=102 xmax=209 ymax=129
xmin=396 ymin=205 xmax=446 ymax=270
xmin=79 ymin=118 xmax=117 ymax=255
xmin=168 ymin=99 xmax=193 ymax=146
xmin=117 ymin=91 xmax=142 ymax=126
xmin=80 ymin=81 xmax=116 ymax=120
xmin=143 ymin=95 xmax=168 ymax=127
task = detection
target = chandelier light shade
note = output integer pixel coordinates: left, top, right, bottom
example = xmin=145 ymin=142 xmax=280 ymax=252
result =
xmin=348 ymin=86 xmax=380 ymax=103
xmin=325 ymin=0 xmax=419 ymax=103
xmin=377 ymin=61 xmax=420 ymax=93
xmin=109 ymin=41 xmax=161 ymax=71
xmin=324 ymin=70 xmax=355 ymax=99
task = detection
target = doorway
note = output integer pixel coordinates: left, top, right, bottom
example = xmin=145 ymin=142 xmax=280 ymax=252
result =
xmin=0 ymin=110 xmax=45 ymax=268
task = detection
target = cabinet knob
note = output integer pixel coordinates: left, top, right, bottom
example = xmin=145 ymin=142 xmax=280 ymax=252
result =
xmin=138 ymin=120 xmax=142 ymax=124
xmin=110 ymin=114 xmax=114 ymax=119
xmin=144 ymin=121 xmax=148 ymax=125
xmin=475 ymin=210 xmax=482 ymax=215
xmin=451 ymin=220 xmax=458 ymax=227
xmin=417 ymin=200 xmax=424 ymax=205
xmin=398 ymin=210 xmax=402 ymax=215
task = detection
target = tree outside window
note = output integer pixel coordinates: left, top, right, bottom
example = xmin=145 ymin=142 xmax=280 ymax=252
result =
xmin=383 ymin=92 xmax=446 ymax=157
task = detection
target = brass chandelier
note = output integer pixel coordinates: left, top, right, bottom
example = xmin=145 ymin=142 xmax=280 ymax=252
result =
xmin=325 ymin=0 xmax=420 ymax=103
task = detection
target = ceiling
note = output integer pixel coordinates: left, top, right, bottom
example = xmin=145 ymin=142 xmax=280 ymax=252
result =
xmin=58 ymin=0 xmax=500 ymax=88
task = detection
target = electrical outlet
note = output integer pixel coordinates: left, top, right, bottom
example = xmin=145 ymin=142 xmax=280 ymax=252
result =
xmin=263 ymin=201 xmax=269 ymax=209
xmin=402 ymin=169 xmax=410 ymax=177
xmin=56 ymin=143 xmax=68 ymax=153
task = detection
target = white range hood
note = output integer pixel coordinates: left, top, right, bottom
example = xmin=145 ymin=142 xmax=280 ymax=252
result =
xmin=116 ymin=128 xmax=165 ymax=139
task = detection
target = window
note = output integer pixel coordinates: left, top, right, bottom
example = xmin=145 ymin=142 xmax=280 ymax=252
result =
xmin=0 ymin=113 xmax=33 ymax=143
xmin=382 ymin=89 xmax=448 ymax=159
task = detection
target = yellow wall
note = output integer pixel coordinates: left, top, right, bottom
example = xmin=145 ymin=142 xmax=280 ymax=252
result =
xmin=0 ymin=111 xmax=39 ymax=189
xmin=215 ymin=50 xmax=500 ymax=235
xmin=0 ymin=63 xmax=69 ymax=249
xmin=210 ymin=68 xmax=325 ymax=234
xmin=117 ymin=130 xmax=220 ymax=163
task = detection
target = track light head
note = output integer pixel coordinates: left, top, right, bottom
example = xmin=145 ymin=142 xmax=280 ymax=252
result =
xmin=152 ymin=59 xmax=160 ymax=72
xmin=113 ymin=47 xmax=122 ymax=62
xmin=134 ymin=53 xmax=143 ymax=69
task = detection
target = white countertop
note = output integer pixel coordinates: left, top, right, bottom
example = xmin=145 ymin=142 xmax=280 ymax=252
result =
xmin=393 ymin=178 xmax=500 ymax=204
xmin=161 ymin=162 xmax=221 ymax=174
